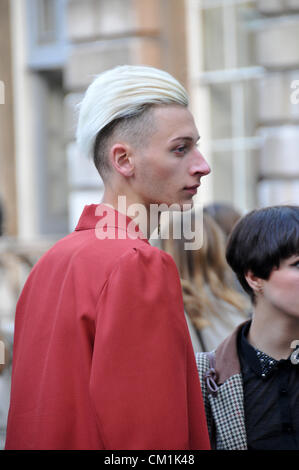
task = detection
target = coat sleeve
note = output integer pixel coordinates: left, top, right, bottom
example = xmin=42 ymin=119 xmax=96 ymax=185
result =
xmin=89 ymin=246 xmax=209 ymax=450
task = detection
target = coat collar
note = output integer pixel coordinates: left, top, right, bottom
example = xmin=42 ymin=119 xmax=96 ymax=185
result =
xmin=75 ymin=203 xmax=149 ymax=244
xmin=215 ymin=320 xmax=249 ymax=385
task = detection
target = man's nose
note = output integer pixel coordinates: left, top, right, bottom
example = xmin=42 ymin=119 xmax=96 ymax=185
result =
xmin=190 ymin=150 xmax=211 ymax=176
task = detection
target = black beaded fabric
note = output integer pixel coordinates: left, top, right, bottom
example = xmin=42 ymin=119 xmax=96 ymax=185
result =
xmin=255 ymin=349 xmax=279 ymax=377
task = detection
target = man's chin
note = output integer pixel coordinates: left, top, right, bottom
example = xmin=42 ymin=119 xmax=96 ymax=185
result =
xmin=178 ymin=198 xmax=194 ymax=211
xmin=167 ymin=198 xmax=194 ymax=212
xmin=147 ymin=197 xmax=194 ymax=212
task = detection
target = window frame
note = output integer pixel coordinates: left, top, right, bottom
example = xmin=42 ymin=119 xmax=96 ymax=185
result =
xmin=26 ymin=0 xmax=69 ymax=70
xmin=186 ymin=0 xmax=262 ymax=212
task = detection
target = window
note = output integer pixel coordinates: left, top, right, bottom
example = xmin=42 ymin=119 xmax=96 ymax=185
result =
xmin=186 ymin=0 xmax=262 ymax=212
xmin=35 ymin=70 xmax=69 ymax=235
xmin=26 ymin=0 xmax=68 ymax=69
xmin=37 ymin=0 xmax=57 ymax=44
xmin=187 ymin=0 xmax=299 ymax=211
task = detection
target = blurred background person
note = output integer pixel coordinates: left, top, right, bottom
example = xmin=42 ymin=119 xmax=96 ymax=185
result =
xmin=204 ymin=202 xmax=241 ymax=240
xmin=158 ymin=210 xmax=251 ymax=353
xmin=204 ymin=202 xmax=247 ymax=295
xmin=0 ymin=333 xmax=11 ymax=449
xmin=0 ymin=200 xmax=12 ymax=449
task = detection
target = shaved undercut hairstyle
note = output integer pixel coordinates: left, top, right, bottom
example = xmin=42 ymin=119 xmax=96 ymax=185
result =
xmin=76 ymin=65 xmax=189 ymax=179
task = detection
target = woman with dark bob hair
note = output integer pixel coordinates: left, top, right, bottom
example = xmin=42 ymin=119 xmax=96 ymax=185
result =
xmin=196 ymin=205 xmax=299 ymax=450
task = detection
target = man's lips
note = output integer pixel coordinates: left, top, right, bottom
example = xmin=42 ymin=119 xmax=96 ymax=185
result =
xmin=183 ymin=184 xmax=200 ymax=194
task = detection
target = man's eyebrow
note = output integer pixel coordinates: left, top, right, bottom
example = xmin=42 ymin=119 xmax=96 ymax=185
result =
xmin=170 ymin=135 xmax=200 ymax=143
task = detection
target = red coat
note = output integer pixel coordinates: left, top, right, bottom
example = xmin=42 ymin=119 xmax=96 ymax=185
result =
xmin=5 ymin=204 xmax=210 ymax=450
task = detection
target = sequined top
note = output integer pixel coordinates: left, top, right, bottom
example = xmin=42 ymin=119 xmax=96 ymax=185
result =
xmin=238 ymin=321 xmax=299 ymax=450
xmin=255 ymin=349 xmax=279 ymax=377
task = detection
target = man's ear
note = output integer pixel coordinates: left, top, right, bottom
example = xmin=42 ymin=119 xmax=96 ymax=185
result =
xmin=245 ymin=270 xmax=264 ymax=296
xmin=109 ymin=143 xmax=135 ymax=177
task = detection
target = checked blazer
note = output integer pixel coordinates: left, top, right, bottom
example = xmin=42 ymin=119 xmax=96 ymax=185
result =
xmin=196 ymin=322 xmax=248 ymax=450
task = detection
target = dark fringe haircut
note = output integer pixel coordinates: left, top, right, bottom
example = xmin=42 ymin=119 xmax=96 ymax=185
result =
xmin=226 ymin=205 xmax=299 ymax=302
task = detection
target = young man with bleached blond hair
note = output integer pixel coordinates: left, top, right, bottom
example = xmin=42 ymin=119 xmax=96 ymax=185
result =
xmin=6 ymin=65 xmax=211 ymax=450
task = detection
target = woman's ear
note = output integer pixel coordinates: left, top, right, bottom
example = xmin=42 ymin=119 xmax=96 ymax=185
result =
xmin=245 ymin=270 xmax=264 ymax=296
xmin=109 ymin=143 xmax=135 ymax=177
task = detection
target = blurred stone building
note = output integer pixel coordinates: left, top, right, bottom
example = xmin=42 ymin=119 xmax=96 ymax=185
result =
xmin=1 ymin=0 xmax=299 ymax=242
xmin=0 ymin=0 xmax=299 ymax=448
xmin=187 ymin=0 xmax=299 ymax=211
xmin=1 ymin=0 xmax=189 ymax=241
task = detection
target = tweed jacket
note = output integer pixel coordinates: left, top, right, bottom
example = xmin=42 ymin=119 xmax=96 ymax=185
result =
xmin=196 ymin=321 xmax=248 ymax=450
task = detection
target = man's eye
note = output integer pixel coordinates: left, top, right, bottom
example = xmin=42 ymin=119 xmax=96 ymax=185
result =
xmin=290 ymin=261 xmax=299 ymax=269
xmin=174 ymin=146 xmax=187 ymax=155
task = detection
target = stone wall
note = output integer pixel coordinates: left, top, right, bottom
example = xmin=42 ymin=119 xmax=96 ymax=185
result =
xmin=255 ymin=0 xmax=299 ymax=205
xmin=0 ymin=0 xmax=17 ymax=236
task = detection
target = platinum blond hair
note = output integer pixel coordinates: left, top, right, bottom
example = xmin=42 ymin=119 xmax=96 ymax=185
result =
xmin=76 ymin=65 xmax=189 ymax=167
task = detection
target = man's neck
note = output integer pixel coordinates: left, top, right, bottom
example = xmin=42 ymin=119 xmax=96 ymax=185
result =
xmin=101 ymin=188 xmax=156 ymax=239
